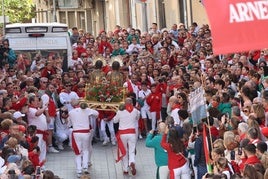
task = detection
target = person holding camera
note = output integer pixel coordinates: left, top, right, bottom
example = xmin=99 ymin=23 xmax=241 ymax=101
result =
xmin=145 ymin=122 xmax=169 ymax=179
xmin=138 ymin=82 xmax=152 ymax=135
xmin=161 ymin=121 xmax=191 ymax=179
xmin=0 ymin=39 xmax=16 ymax=68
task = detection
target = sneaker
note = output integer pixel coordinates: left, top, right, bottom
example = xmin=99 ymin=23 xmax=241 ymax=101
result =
xmin=57 ymin=143 xmax=64 ymax=150
xmin=88 ymin=162 xmax=92 ymax=167
xmin=139 ymin=134 xmax=143 ymax=139
xmin=130 ymin=162 xmax=136 ymax=175
xmin=82 ymin=168 xmax=89 ymax=175
xmin=77 ymin=172 xmax=82 ymax=178
xmin=111 ymin=141 xmax=116 ymax=146
xmin=123 ymin=171 xmax=129 ymax=175
xmin=48 ymin=146 xmax=59 ymax=153
xmin=102 ymin=139 xmax=109 ymax=146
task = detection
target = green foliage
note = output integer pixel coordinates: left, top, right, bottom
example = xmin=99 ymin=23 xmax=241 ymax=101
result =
xmin=0 ymin=0 xmax=36 ymax=23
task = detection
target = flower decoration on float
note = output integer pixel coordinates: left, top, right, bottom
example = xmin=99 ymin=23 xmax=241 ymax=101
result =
xmin=86 ymin=77 xmax=125 ymax=103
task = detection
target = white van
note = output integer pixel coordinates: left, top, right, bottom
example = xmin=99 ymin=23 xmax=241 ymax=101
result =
xmin=5 ymin=23 xmax=72 ymax=71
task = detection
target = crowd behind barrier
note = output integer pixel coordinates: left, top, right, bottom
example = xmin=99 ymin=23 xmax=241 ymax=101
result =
xmin=0 ymin=21 xmax=267 ymax=179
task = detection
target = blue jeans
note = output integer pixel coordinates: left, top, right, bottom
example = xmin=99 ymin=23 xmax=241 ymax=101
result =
xmin=197 ymin=165 xmax=207 ymax=179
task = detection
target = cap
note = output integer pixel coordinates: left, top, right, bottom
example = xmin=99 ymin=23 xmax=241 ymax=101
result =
xmin=7 ymin=155 xmax=21 ymax=163
xmin=13 ymin=111 xmax=25 ymax=119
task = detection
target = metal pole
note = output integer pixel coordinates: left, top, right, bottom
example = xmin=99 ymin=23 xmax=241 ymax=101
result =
xmin=2 ymin=0 xmax=5 ymax=36
xmin=183 ymin=0 xmax=187 ymax=27
xmin=142 ymin=2 xmax=148 ymax=32
xmin=102 ymin=0 xmax=106 ymax=31
xmin=52 ymin=0 xmax=57 ymax=22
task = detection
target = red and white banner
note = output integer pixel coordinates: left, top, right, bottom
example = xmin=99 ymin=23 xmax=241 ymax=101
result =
xmin=204 ymin=0 xmax=268 ymax=54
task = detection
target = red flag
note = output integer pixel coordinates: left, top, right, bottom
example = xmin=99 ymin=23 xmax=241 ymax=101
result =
xmin=204 ymin=0 xmax=268 ymax=54
xmin=202 ymin=124 xmax=211 ymax=171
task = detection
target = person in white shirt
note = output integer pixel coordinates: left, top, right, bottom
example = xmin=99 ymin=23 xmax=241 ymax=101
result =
xmin=59 ymin=82 xmax=79 ymax=111
xmin=123 ymin=73 xmax=140 ymax=100
xmin=126 ymin=37 xmax=142 ymax=55
xmin=170 ymin=98 xmax=182 ymax=127
xmin=138 ymin=82 xmax=152 ymax=135
xmin=27 ymin=95 xmax=48 ymax=162
xmin=69 ymin=100 xmax=99 ymax=177
xmin=54 ymin=106 xmax=71 ymax=150
xmin=41 ymin=84 xmax=59 ymax=153
xmin=113 ymin=98 xmax=140 ymax=176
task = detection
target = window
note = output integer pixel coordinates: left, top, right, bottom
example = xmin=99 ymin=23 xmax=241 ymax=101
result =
xmin=58 ymin=0 xmax=78 ymax=8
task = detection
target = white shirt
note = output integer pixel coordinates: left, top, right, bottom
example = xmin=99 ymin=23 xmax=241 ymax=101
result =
xmin=138 ymin=89 xmax=151 ymax=109
xmin=123 ymin=81 xmax=139 ymax=99
xmin=113 ymin=108 xmax=140 ymax=130
xmin=59 ymin=91 xmax=79 ymax=111
xmin=27 ymin=107 xmax=48 ymax=131
xmin=126 ymin=44 xmax=142 ymax=54
xmin=69 ymin=108 xmax=99 ymax=131
xmin=69 ymin=57 xmax=83 ymax=67
xmin=170 ymin=108 xmax=182 ymax=127
xmin=55 ymin=111 xmax=70 ymax=131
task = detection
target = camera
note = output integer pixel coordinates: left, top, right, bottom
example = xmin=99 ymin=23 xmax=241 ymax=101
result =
xmin=193 ymin=126 xmax=197 ymax=134
xmin=158 ymin=76 xmax=166 ymax=83
xmin=0 ymin=45 xmax=8 ymax=54
xmin=230 ymin=150 xmax=235 ymax=160
xmin=168 ymin=124 xmax=174 ymax=129
xmin=36 ymin=166 xmax=41 ymax=176
xmin=8 ymin=169 xmax=16 ymax=175
xmin=238 ymin=147 xmax=242 ymax=155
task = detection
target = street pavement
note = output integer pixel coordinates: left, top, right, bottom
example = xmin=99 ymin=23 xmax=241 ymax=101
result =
xmin=45 ymin=139 xmax=156 ymax=179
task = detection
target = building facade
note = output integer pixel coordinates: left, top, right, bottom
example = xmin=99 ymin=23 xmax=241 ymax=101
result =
xmin=35 ymin=0 xmax=209 ymax=35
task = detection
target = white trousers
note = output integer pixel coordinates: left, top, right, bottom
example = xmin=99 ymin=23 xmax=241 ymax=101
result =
xmin=36 ymin=134 xmax=46 ymax=162
xmin=120 ymin=133 xmax=137 ymax=171
xmin=159 ymin=165 xmax=169 ymax=179
xmin=73 ymin=132 xmax=90 ymax=173
xmin=100 ymin=120 xmax=116 ymax=142
xmin=172 ymin=162 xmax=191 ymax=179
xmin=55 ymin=129 xmax=71 ymax=143
xmin=190 ymin=154 xmax=197 ymax=179
xmin=88 ymin=130 xmax=94 ymax=164
xmin=150 ymin=111 xmax=157 ymax=130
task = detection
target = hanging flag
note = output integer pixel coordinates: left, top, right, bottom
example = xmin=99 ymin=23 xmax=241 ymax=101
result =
xmin=202 ymin=123 xmax=212 ymax=173
xmin=204 ymin=0 xmax=268 ymax=54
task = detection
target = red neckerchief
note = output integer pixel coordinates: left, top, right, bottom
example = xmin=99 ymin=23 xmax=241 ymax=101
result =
xmin=29 ymin=105 xmax=38 ymax=109
xmin=127 ymin=80 xmax=134 ymax=93
xmin=171 ymin=103 xmax=181 ymax=110
xmin=148 ymin=48 xmax=154 ymax=54
xmin=125 ymin=104 xmax=134 ymax=113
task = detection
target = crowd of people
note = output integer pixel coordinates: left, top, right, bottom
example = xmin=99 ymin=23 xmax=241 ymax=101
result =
xmin=0 ymin=20 xmax=267 ymax=179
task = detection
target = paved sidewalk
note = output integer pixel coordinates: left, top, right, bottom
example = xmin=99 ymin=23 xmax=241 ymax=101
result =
xmin=45 ymin=139 xmax=156 ymax=179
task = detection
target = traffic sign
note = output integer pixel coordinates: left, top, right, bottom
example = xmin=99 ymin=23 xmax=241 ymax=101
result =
xmin=0 ymin=16 xmax=9 ymax=23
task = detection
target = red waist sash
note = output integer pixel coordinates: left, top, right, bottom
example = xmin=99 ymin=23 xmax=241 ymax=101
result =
xmin=36 ymin=129 xmax=49 ymax=143
xmin=116 ymin=128 xmax=136 ymax=162
xmin=72 ymin=129 xmax=90 ymax=155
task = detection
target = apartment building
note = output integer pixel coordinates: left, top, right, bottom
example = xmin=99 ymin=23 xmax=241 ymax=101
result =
xmin=35 ymin=0 xmax=209 ymax=35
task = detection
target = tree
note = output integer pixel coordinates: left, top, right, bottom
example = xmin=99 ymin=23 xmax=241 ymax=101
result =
xmin=0 ymin=0 xmax=35 ymax=23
